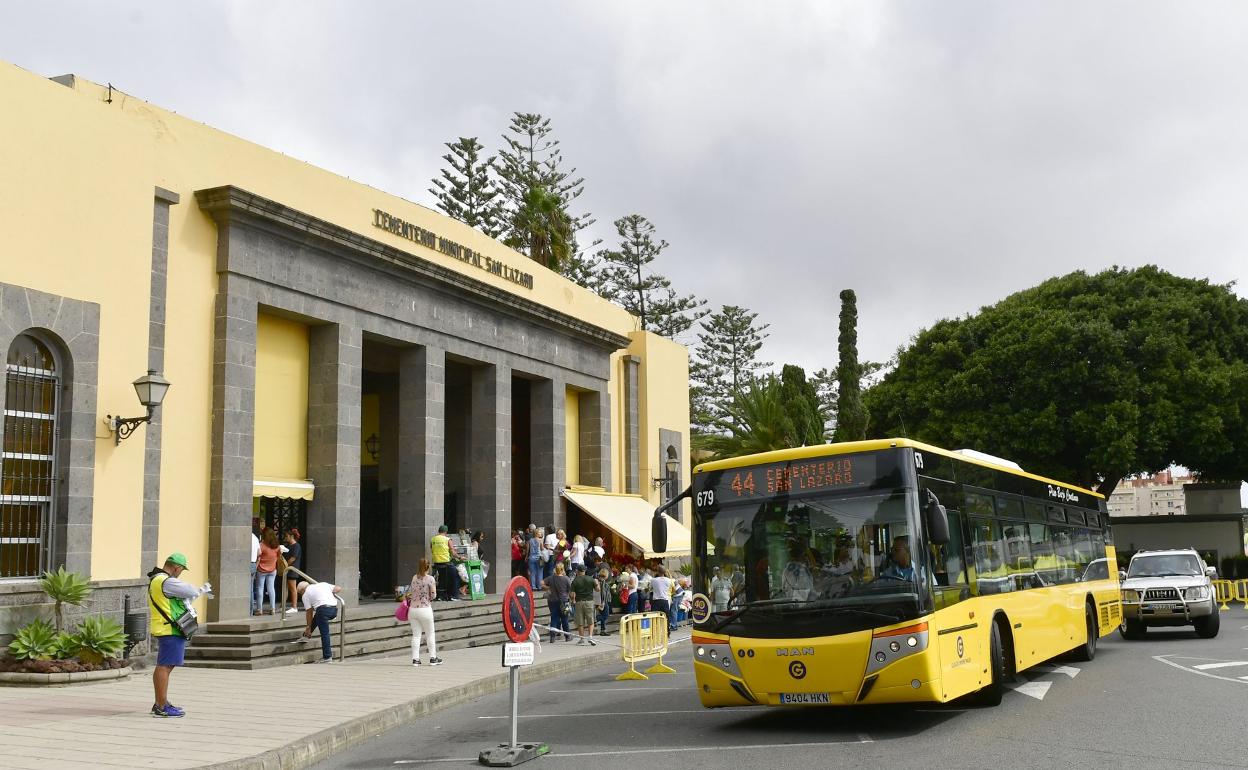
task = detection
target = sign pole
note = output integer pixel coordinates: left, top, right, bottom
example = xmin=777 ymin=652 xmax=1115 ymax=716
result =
xmin=479 ymin=578 xmax=549 ymax=767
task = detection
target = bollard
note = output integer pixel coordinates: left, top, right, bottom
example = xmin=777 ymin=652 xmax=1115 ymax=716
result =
xmin=615 ymin=611 xmax=676 ymax=681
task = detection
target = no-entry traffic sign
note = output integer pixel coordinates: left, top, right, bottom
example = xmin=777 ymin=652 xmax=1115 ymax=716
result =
xmin=502 ymin=576 xmax=535 ymax=643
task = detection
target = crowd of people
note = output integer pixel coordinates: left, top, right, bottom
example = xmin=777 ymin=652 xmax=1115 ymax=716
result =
xmin=508 ymin=524 xmax=692 ymax=644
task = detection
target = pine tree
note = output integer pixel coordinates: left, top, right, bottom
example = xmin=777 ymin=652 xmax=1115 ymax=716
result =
xmin=428 ymin=137 xmax=505 ymax=239
xmin=496 ymin=113 xmax=597 ymax=276
xmin=689 ymin=305 xmax=770 ymax=433
xmin=596 ymin=215 xmax=709 ymax=338
xmin=833 ymin=289 xmax=868 ymax=441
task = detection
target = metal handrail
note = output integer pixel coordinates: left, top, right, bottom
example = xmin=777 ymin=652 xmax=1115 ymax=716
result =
xmin=280 ymin=565 xmax=346 ymax=662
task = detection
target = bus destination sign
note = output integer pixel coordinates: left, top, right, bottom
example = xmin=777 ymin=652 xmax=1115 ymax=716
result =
xmin=707 ymin=454 xmax=879 ymax=503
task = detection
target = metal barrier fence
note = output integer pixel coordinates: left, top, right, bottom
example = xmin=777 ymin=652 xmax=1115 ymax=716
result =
xmin=615 ymin=611 xmax=676 ymax=681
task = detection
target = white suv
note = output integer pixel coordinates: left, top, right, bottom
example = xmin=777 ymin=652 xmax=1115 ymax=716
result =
xmin=1119 ymin=549 xmax=1219 ymax=639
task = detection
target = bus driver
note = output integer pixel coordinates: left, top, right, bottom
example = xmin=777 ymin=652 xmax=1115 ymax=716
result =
xmin=880 ymin=535 xmax=925 ymax=583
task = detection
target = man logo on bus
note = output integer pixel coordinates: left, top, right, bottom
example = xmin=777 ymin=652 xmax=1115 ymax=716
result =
xmin=788 ymin=660 xmax=807 ymax=679
xmin=957 ymin=636 xmax=964 ymax=658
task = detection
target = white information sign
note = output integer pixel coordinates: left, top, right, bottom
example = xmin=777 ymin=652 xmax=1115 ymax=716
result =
xmin=502 ymin=642 xmax=535 ymax=667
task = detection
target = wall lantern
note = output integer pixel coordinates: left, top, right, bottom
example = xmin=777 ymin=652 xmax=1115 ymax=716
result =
xmin=107 ymin=369 xmax=171 ymax=445
xmin=651 ymin=451 xmax=680 ymax=497
xmin=365 ymin=432 xmax=380 ymax=461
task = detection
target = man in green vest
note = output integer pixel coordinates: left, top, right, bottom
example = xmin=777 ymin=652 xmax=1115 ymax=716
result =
xmin=147 ymin=553 xmax=210 ymax=718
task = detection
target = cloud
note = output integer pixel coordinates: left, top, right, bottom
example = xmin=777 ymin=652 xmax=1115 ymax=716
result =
xmin=3 ymin=1 xmax=1245 ymax=373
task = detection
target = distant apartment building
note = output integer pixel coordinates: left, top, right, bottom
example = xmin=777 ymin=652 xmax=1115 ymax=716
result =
xmin=1107 ymin=470 xmax=1191 ymax=517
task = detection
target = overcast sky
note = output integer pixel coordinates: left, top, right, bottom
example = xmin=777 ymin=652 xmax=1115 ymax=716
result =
xmin=4 ymin=2 xmax=1247 ymax=373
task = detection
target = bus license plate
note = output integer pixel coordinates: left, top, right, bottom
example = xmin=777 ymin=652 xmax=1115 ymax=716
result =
xmin=780 ymin=692 xmax=830 ymax=704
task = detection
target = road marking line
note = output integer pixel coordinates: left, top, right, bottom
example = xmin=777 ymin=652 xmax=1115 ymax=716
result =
xmin=1192 ymin=661 xmax=1248 ymax=671
xmin=478 ymin=707 xmax=764 ymax=719
xmin=1154 ymin=655 xmax=1248 ymax=686
xmin=1004 ymin=680 xmax=1051 ymax=700
xmin=1034 ymin=664 xmax=1080 ymax=678
xmin=395 ymin=738 xmax=874 ymax=763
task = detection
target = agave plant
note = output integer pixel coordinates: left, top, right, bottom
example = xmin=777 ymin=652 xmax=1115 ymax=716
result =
xmin=48 ymin=632 xmax=82 ymax=660
xmin=8 ymin=618 xmax=57 ymax=661
xmin=75 ymin=614 xmax=126 ymax=664
xmin=39 ymin=567 xmax=92 ymax=634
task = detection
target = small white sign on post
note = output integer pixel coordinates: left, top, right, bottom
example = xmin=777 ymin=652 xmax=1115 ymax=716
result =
xmin=502 ymin=642 xmax=535 ymax=668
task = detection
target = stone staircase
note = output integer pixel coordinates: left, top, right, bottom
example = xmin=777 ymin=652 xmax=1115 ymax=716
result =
xmin=185 ymin=594 xmax=619 ymax=670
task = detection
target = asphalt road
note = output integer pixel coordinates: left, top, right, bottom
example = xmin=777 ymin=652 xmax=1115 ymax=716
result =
xmin=314 ymin=609 xmax=1248 ymax=770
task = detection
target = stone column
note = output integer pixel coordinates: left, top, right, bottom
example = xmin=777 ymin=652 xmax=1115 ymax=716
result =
xmin=141 ymin=187 xmax=179 ymax=571
xmin=530 ymin=378 xmax=566 ymax=532
xmin=622 ymin=356 xmax=641 ymax=495
xmin=305 ymin=323 xmax=362 ymax=607
xmin=395 ymin=345 xmax=445 ymax=584
xmin=206 ymin=276 xmax=257 ymax=622
xmin=470 ymin=363 xmax=511 ymax=592
xmin=578 ymin=389 xmax=612 ymax=490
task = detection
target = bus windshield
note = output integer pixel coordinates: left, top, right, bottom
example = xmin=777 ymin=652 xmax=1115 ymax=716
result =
xmin=697 ymin=488 xmax=929 ymax=638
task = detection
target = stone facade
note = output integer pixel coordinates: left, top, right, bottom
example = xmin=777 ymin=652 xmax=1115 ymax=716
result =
xmin=196 ymin=186 xmax=627 ymax=618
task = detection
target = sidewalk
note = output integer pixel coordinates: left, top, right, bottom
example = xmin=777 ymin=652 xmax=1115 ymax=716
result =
xmin=0 ymin=630 xmax=652 ymax=770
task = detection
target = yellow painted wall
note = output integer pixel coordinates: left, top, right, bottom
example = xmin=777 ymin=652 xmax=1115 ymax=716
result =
xmin=360 ymin=394 xmax=380 ymax=468
xmin=565 ymin=389 xmax=581 ymax=486
xmin=629 ymin=331 xmax=692 ymax=523
xmin=254 ymin=314 xmax=309 ymax=479
xmin=0 ymin=66 xmax=156 ymax=581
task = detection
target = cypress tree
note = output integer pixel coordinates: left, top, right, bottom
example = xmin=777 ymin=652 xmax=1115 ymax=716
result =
xmin=833 ymin=289 xmax=868 ymax=441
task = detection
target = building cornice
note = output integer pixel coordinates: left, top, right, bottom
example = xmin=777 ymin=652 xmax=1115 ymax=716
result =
xmin=194 ymin=186 xmax=630 ymax=351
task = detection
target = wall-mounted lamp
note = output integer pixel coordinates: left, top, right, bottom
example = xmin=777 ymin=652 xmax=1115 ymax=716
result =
xmin=107 ymin=370 xmax=171 ymax=445
xmin=365 ymin=432 xmax=380 ymax=461
xmin=651 ymin=455 xmax=680 ymax=496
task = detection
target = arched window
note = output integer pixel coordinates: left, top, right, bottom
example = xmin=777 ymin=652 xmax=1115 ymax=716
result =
xmin=2 ymin=333 xmax=59 ymax=578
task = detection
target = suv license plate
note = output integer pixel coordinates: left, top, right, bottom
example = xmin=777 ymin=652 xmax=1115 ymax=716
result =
xmin=780 ymin=692 xmax=830 ymax=704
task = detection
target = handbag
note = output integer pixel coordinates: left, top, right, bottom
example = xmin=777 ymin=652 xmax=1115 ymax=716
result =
xmin=563 ymin=603 xmax=573 ymax=618
xmin=149 ymin=577 xmax=199 ymax=639
xmin=394 ymin=598 xmax=410 ymax=622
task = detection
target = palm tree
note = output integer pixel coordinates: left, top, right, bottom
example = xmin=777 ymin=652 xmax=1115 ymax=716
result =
xmin=693 ymin=376 xmax=797 ymax=460
xmin=505 ymin=184 xmax=572 ymax=272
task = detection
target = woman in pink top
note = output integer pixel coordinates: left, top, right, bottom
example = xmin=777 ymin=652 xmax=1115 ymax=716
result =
xmin=254 ymin=530 xmax=280 ymax=615
xmin=407 ymin=558 xmax=442 ymax=666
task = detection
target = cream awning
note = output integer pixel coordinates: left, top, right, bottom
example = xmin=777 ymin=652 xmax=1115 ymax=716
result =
xmin=253 ymin=476 xmax=315 ymax=501
xmin=562 ymin=490 xmax=691 ymax=558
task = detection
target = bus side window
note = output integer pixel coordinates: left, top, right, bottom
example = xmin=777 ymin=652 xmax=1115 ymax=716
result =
xmin=1051 ymin=526 xmax=1077 ymax=585
xmin=970 ymin=517 xmax=1014 ymax=595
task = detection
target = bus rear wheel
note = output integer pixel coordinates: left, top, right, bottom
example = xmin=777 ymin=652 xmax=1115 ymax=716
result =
xmin=973 ymin=621 xmax=1007 ymax=707
xmin=1071 ymin=603 xmax=1097 ymax=661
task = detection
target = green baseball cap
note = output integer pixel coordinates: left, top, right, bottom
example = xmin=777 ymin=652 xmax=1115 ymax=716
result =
xmin=166 ymin=552 xmax=190 ymax=569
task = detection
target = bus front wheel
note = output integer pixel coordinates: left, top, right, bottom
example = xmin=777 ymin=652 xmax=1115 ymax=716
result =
xmin=973 ymin=621 xmax=1007 ymax=707
xmin=1071 ymin=603 xmax=1097 ymax=661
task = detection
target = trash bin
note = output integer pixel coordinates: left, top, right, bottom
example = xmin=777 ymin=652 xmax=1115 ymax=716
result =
xmin=466 ymin=559 xmax=486 ymax=600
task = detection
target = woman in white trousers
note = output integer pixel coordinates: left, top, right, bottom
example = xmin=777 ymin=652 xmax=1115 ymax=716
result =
xmin=407 ymin=558 xmax=442 ymax=665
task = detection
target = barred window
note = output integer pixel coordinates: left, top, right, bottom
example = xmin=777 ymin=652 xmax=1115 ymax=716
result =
xmin=2 ymin=334 xmax=59 ymax=578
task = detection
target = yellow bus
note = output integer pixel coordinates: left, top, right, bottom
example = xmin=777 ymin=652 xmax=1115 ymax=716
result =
xmin=651 ymin=438 xmax=1119 ymax=707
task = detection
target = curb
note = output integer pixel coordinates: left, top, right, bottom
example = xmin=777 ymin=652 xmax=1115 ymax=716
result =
xmin=198 ymin=646 xmax=621 ymax=770
xmin=0 ymin=665 xmax=132 ymax=687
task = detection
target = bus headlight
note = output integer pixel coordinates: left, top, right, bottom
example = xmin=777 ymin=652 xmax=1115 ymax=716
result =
xmin=1184 ymin=586 xmax=1210 ymax=601
xmin=697 ymin=646 xmax=705 ymax=657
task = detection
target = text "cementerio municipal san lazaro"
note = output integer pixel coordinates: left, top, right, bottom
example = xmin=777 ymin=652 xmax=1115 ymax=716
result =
xmin=373 ymin=208 xmax=535 ymax=290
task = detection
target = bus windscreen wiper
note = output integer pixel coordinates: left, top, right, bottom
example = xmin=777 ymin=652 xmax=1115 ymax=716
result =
xmin=819 ymin=607 xmax=901 ymax=623
xmin=709 ymin=598 xmax=795 ymax=632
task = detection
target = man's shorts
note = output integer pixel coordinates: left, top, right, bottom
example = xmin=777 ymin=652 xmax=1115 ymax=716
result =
xmin=156 ymin=634 xmax=187 ymax=666
xmin=575 ymin=600 xmax=595 ymax=627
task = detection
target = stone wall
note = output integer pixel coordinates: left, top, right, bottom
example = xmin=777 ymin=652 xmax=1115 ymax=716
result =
xmin=0 ymin=578 xmax=150 ymax=655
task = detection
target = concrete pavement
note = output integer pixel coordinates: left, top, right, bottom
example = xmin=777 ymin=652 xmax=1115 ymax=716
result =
xmin=0 ymin=632 xmax=632 ymax=770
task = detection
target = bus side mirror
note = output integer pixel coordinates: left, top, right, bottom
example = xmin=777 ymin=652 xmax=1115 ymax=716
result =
xmin=652 ymin=515 xmax=668 ymax=555
xmin=925 ymin=492 xmax=949 ymax=545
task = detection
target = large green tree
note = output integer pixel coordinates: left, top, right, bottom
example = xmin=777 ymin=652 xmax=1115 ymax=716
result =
xmin=428 ymin=137 xmax=505 ymax=239
xmin=813 ymin=360 xmax=885 ymax=437
xmin=689 ymin=305 xmax=771 ymax=433
xmin=505 ymin=184 xmax=572 ymax=271
xmin=833 ymin=289 xmax=868 ymax=441
xmin=780 ymin=364 xmax=825 ymax=446
xmin=595 ymin=214 xmax=709 ymax=338
xmin=866 ymin=266 xmax=1248 ymax=494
